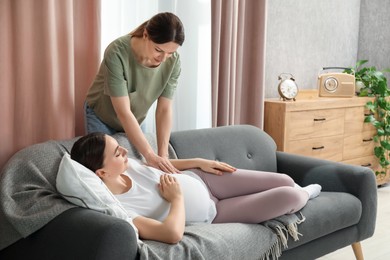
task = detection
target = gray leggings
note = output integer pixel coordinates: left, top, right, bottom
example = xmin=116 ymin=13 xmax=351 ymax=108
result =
xmin=191 ymin=168 xmax=309 ymax=224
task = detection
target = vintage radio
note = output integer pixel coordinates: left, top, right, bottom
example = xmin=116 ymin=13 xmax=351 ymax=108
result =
xmin=318 ymin=67 xmax=355 ymax=97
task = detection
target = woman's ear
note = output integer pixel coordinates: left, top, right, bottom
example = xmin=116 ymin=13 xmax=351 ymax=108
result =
xmin=143 ymin=28 xmax=148 ymax=39
xmin=95 ymin=169 xmax=106 ymax=178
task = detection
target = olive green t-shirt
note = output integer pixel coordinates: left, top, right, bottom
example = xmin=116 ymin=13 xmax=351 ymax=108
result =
xmin=86 ymin=34 xmax=181 ymax=131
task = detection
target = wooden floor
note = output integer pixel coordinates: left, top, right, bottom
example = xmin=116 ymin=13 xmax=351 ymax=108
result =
xmin=317 ymin=183 xmax=390 ymax=260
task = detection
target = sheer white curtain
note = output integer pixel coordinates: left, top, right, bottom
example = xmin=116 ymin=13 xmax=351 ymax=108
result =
xmin=101 ymin=0 xmax=211 ymax=132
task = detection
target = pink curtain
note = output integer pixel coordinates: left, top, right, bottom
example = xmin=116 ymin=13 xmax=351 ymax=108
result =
xmin=0 ymin=0 xmax=100 ymax=170
xmin=211 ymin=0 xmax=267 ymax=128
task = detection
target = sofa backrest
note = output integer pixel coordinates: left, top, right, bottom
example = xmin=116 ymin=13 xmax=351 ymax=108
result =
xmin=169 ymin=125 xmax=278 ymax=172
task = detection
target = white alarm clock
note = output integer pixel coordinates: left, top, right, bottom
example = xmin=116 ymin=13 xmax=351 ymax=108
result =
xmin=278 ymin=73 xmax=299 ymax=101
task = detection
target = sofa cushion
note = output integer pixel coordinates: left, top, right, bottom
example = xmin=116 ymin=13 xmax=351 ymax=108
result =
xmin=283 ymin=191 xmax=362 ymax=250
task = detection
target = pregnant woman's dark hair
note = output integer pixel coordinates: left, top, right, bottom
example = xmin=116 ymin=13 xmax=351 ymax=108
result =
xmin=71 ymin=132 xmax=106 ymax=172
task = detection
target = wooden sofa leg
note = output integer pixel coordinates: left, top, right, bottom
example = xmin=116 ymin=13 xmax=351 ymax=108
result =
xmin=352 ymin=242 xmax=364 ymax=260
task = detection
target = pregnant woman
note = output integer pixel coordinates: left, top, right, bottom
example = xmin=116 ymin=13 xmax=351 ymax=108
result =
xmin=70 ymin=132 xmax=321 ymax=244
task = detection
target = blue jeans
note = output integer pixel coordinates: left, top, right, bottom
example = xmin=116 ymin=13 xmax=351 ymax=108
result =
xmin=84 ymin=102 xmax=117 ymax=135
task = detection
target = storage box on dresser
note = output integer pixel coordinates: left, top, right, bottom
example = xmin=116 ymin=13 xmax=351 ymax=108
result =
xmin=264 ymin=95 xmax=390 ymax=185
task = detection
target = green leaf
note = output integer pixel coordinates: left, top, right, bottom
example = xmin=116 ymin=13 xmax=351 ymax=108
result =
xmin=375 ymin=146 xmax=385 ymax=157
xmin=377 ymin=128 xmax=385 ymax=136
xmin=373 ymin=121 xmax=383 ymax=128
xmin=380 ymin=160 xmax=390 ymax=168
xmin=380 ymin=140 xmax=390 ymax=150
xmin=343 ymin=68 xmax=354 ymax=74
xmin=356 ymin=60 xmax=368 ymax=69
xmin=379 ymin=156 xmax=387 ymax=167
xmin=373 ymin=70 xmax=385 ymax=79
xmin=366 ymin=101 xmax=375 ymax=110
xmin=360 ymin=67 xmax=370 ymax=76
xmin=364 ymin=114 xmax=375 ymax=123
xmin=377 ymin=97 xmax=388 ymax=109
xmin=385 ymin=125 xmax=390 ymax=134
xmin=359 ymin=89 xmax=369 ymax=96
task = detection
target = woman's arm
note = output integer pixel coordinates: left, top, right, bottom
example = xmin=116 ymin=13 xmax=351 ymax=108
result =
xmin=155 ymin=96 xmax=172 ymax=158
xmin=111 ymin=96 xmax=178 ymax=173
xmin=170 ymin=158 xmax=236 ymax=175
xmin=133 ymin=174 xmax=185 ymax=244
xmin=155 ymin=97 xmax=179 ymax=173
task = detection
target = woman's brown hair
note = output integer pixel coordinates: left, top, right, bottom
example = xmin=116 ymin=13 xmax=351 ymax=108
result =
xmin=71 ymin=132 xmax=106 ymax=172
xmin=130 ymin=12 xmax=185 ymax=46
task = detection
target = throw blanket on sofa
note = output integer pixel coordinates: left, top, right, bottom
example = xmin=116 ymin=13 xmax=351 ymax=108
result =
xmin=139 ymin=213 xmax=305 ymax=260
xmin=0 ymin=140 xmax=305 ymax=259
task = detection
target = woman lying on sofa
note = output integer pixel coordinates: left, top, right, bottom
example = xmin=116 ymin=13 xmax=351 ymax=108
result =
xmin=70 ymin=132 xmax=321 ymax=244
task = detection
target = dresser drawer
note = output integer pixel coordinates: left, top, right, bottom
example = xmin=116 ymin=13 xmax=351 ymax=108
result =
xmin=286 ymin=135 xmax=344 ymax=161
xmin=344 ymin=107 xmax=375 ymax=133
xmin=343 ymin=131 xmax=376 ymax=160
xmin=287 ymin=108 xmax=345 ymax=140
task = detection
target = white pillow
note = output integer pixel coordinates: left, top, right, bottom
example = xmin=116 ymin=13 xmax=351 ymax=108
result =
xmin=56 ymin=153 xmax=138 ymax=235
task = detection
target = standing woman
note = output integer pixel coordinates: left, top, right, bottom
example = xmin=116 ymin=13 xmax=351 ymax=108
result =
xmin=84 ymin=12 xmax=184 ymax=173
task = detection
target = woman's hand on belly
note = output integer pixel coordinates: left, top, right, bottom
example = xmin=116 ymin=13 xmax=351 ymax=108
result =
xmin=133 ymin=174 xmax=185 ymax=244
xmin=158 ymin=174 xmax=182 ymax=202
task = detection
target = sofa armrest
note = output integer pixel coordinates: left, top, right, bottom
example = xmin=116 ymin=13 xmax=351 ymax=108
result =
xmin=0 ymin=207 xmax=139 ymax=260
xmin=276 ymin=151 xmax=377 ymax=240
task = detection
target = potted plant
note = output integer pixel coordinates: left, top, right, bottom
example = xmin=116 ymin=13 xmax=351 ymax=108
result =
xmin=345 ymin=60 xmax=390 ymax=181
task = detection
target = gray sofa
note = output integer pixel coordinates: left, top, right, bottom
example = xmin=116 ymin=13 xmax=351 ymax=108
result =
xmin=0 ymin=124 xmax=377 ymax=259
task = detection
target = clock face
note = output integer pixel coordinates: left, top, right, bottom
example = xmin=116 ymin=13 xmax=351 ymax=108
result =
xmin=279 ymin=79 xmax=298 ymax=99
xmin=324 ymin=77 xmax=338 ymax=92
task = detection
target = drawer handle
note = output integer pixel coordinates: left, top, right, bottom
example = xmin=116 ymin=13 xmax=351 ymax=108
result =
xmin=361 ymin=163 xmax=372 ymax=167
xmin=312 ymin=146 xmax=325 ymax=150
xmin=363 ymin=138 xmax=373 ymax=142
xmin=313 ymin=118 xmax=326 ymax=122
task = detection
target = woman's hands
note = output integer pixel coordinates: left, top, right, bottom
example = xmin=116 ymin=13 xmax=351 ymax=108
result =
xmin=111 ymin=96 xmax=179 ymax=174
xmin=158 ymin=174 xmax=182 ymax=202
xmin=198 ymin=159 xmax=236 ymax=175
xmin=146 ymin=153 xmax=180 ymax=173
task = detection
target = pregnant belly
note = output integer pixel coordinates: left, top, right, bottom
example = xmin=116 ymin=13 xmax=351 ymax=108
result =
xmin=174 ymin=174 xmax=216 ymax=223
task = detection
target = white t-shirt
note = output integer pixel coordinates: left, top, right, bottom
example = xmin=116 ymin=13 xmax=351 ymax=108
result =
xmin=115 ymin=158 xmax=217 ymax=224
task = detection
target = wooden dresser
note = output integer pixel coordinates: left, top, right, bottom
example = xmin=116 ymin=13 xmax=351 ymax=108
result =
xmin=264 ymin=93 xmax=390 ymax=185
